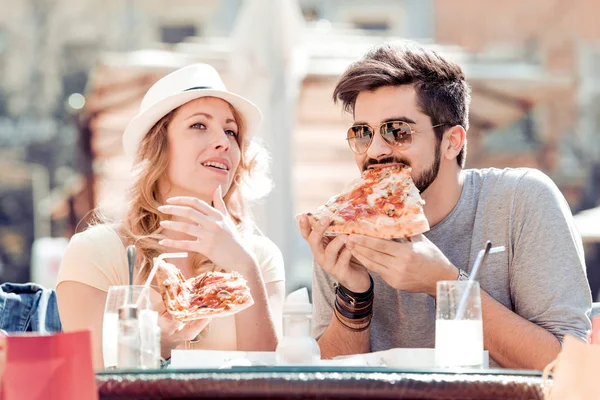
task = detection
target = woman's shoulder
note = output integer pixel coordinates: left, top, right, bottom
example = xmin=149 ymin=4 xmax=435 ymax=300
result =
xmin=246 ymin=233 xmax=280 ymax=257
xmin=75 ymin=223 xmax=123 ymax=241
xmin=66 ymin=223 xmax=126 ymax=257
xmin=245 ymin=233 xmax=285 ymax=283
xmin=58 ymin=223 xmax=128 ymax=290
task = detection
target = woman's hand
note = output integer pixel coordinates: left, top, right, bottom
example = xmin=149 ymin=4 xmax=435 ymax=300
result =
xmin=152 ymin=297 xmax=210 ymax=359
xmin=157 ymin=186 xmax=256 ymax=270
xmin=588 ymin=316 xmax=600 ymax=344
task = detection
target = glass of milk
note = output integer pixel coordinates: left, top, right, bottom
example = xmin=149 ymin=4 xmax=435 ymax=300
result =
xmin=435 ymin=280 xmax=484 ymax=369
xmin=103 ymin=285 xmax=151 ymax=369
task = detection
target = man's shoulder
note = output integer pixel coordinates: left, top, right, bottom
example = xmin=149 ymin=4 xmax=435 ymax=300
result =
xmin=466 ymin=166 xmax=534 ymax=182
xmin=466 ymin=167 xmax=555 ymax=195
xmin=466 ymin=167 xmax=568 ymax=220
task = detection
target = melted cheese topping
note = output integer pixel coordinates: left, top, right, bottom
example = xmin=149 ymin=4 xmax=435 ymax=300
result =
xmin=314 ymin=165 xmax=425 ymax=223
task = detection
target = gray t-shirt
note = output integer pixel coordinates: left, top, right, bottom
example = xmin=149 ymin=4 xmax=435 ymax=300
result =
xmin=312 ymin=167 xmax=592 ymax=359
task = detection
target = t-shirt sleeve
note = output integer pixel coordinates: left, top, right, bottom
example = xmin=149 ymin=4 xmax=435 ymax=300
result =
xmin=56 ymin=227 xmax=126 ymax=293
xmin=252 ymin=235 xmax=285 ymax=284
xmin=311 ymin=261 xmax=336 ymax=340
xmin=510 ymin=169 xmax=592 ymax=341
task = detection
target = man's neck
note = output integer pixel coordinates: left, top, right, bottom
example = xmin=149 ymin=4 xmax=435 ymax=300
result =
xmin=421 ymin=165 xmax=464 ymax=228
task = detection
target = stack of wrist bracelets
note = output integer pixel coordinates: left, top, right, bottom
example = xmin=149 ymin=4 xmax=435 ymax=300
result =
xmin=334 ymin=275 xmax=374 ymax=332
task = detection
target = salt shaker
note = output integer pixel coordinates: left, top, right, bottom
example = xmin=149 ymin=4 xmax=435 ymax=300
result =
xmin=275 ymin=288 xmax=321 ymax=365
xmin=117 ymin=305 xmax=140 ymax=369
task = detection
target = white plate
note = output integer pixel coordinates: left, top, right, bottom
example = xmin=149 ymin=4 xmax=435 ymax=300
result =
xmin=170 ymin=350 xmax=275 ymax=369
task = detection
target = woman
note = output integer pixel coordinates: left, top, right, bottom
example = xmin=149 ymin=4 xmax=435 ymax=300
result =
xmin=56 ymin=64 xmax=285 ymax=369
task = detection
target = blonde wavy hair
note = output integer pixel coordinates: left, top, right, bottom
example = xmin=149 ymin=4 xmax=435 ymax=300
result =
xmin=117 ymin=101 xmax=271 ymax=283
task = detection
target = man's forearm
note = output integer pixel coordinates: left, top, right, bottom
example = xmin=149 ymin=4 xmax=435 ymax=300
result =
xmin=481 ymin=291 xmax=561 ymax=370
xmin=318 ymin=316 xmax=370 ymax=359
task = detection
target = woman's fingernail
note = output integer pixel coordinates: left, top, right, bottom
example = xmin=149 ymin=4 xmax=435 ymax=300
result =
xmin=348 ymin=235 xmax=357 ymax=243
xmin=320 ymin=217 xmax=329 ymax=226
xmin=159 ymin=240 xmax=166 ymax=245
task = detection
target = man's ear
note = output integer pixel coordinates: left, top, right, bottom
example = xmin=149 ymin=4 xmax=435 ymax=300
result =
xmin=442 ymin=125 xmax=466 ymax=161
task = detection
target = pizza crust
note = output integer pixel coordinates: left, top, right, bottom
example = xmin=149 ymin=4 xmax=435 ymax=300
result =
xmin=322 ymin=214 xmax=430 ymax=240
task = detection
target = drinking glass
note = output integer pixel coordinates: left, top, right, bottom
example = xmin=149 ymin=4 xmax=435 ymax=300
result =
xmin=435 ymin=280 xmax=484 ymax=368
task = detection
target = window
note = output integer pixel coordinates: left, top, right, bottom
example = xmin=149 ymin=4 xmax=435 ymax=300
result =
xmin=482 ymin=112 xmax=539 ymax=153
xmin=353 ymin=20 xmax=390 ymax=32
xmin=0 ymin=90 xmax=7 ymax=116
xmin=160 ymin=24 xmax=198 ymax=44
xmin=0 ymin=28 xmax=6 ymax=54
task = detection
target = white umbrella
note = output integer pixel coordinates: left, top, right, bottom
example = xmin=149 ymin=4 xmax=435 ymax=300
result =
xmin=574 ymin=206 xmax=600 ymax=244
xmin=229 ymin=0 xmax=307 ymax=288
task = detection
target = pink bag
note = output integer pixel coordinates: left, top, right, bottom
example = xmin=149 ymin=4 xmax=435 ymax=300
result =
xmin=1 ymin=330 xmax=98 ymax=400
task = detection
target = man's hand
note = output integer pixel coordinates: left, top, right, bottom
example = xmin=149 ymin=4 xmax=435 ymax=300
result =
xmin=298 ymin=214 xmax=370 ymax=293
xmin=345 ymin=234 xmax=458 ymax=296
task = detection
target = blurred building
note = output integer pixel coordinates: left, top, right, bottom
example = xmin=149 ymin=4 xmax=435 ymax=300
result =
xmin=436 ymin=0 xmax=600 ymax=210
xmin=67 ymin=1 xmax=590 ymax=292
xmin=1 ymin=0 xmax=599 ymax=294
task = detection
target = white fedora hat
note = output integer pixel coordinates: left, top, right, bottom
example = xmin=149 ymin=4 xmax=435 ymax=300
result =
xmin=122 ymin=63 xmax=262 ymax=158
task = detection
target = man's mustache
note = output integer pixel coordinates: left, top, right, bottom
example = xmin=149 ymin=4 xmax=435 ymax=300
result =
xmin=362 ymin=157 xmax=410 ymax=171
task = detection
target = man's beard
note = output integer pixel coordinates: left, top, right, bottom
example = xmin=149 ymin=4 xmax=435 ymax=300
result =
xmin=361 ymin=141 xmax=441 ymax=194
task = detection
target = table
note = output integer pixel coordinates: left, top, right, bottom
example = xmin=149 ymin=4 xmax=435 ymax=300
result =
xmin=96 ymin=367 xmax=547 ymax=399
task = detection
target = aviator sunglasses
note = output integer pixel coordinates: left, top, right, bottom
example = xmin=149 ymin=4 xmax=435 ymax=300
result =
xmin=346 ymin=120 xmax=449 ymax=154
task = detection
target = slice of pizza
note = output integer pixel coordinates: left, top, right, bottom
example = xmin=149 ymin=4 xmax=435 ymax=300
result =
xmin=155 ymin=261 xmax=254 ymax=321
xmin=308 ymin=165 xmax=429 ymax=239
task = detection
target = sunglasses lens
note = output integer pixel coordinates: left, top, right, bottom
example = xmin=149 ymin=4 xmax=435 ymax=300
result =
xmin=382 ymin=121 xmax=412 ymax=146
xmin=347 ymin=126 xmax=373 ymax=154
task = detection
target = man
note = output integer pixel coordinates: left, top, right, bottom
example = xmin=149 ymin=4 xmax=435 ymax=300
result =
xmin=298 ymin=41 xmax=592 ymax=370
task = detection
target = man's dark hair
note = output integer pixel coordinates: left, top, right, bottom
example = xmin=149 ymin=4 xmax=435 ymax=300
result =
xmin=333 ymin=41 xmax=471 ymax=167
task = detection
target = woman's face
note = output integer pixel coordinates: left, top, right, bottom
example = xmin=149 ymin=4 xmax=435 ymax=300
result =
xmin=160 ymin=97 xmax=242 ymax=201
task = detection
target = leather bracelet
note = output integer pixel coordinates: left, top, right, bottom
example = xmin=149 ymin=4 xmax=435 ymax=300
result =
xmin=335 ymin=298 xmax=373 ymax=320
xmin=335 ymin=275 xmax=374 ymax=304
xmin=334 ymin=307 xmax=372 ymax=332
xmin=334 ymin=309 xmax=372 ymax=327
xmin=336 ymin=293 xmax=373 ymax=310
xmin=336 ymin=299 xmax=373 ymax=316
